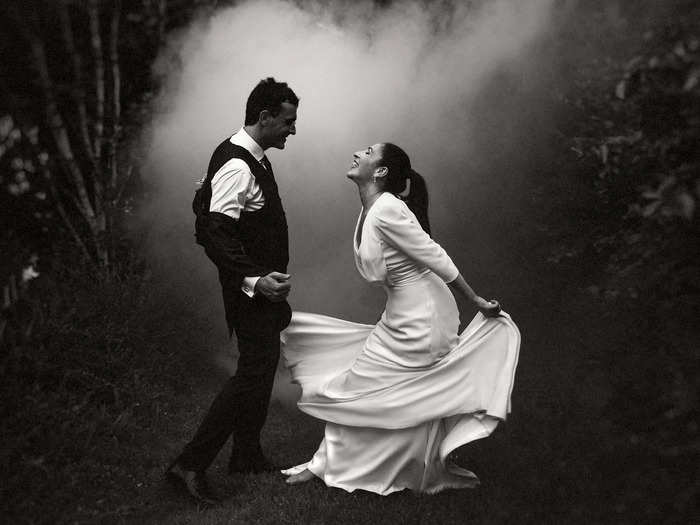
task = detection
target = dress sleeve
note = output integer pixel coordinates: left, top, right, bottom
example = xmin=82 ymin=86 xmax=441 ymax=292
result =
xmin=375 ymin=199 xmax=459 ymax=282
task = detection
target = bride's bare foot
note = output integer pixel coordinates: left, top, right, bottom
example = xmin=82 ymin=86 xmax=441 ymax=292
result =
xmin=285 ymin=468 xmax=315 ymax=485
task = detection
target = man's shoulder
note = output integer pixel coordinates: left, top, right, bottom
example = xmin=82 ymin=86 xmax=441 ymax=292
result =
xmin=209 ymin=159 xmax=256 ymax=190
xmin=212 ymin=139 xmax=251 ymax=160
xmin=216 ymin=157 xmax=252 ymax=174
xmin=209 ymin=140 xmax=258 ymax=179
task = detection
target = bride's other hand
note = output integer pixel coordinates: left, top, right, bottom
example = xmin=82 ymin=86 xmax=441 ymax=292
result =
xmin=447 ymin=274 xmax=501 ymax=318
xmin=476 ymin=297 xmax=501 ymax=317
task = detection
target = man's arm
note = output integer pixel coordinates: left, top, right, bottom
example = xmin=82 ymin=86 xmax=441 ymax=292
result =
xmin=201 ymin=211 xmax=269 ymax=278
xmin=202 ymin=159 xmax=270 ymax=281
xmin=203 ymin=213 xmax=290 ymax=302
xmin=202 ymin=159 xmax=290 ymax=301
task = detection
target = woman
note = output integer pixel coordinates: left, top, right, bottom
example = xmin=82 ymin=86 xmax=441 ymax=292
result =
xmin=280 ymin=143 xmax=520 ymax=494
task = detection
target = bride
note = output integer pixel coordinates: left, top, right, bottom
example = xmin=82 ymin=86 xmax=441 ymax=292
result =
xmin=280 ymin=143 xmax=520 ymax=495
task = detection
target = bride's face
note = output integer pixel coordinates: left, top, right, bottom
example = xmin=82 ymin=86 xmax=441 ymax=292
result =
xmin=347 ymin=143 xmax=384 ymax=182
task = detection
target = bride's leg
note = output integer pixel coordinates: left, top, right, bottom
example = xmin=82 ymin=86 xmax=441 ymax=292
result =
xmin=285 ymin=468 xmax=315 ymax=484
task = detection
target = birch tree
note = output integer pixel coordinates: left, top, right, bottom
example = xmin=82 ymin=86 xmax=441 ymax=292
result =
xmin=1 ymin=0 xmax=168 ymax=270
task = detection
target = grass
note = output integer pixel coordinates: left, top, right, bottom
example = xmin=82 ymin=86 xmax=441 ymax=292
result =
xmin=2 ymin=257 xmax=696 ymax=524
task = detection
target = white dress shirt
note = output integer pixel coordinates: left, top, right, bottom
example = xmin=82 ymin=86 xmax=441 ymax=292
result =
xmin=209 ymin=128 xmax=268 ymax=296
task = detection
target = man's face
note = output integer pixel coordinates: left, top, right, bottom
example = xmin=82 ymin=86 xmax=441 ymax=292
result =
xmin=262 ymin=102 xmax=297 ymax=149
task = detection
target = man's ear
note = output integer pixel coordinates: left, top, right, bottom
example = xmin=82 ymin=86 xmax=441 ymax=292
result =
xmin=374 ymin=166 xmax=388 ymax=179
xmin=258 ymin=109 xmax=272 ymax=125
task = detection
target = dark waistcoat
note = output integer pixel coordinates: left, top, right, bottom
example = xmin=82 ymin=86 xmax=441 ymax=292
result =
xmin=197 ymin=139 xmax=290 ymax=332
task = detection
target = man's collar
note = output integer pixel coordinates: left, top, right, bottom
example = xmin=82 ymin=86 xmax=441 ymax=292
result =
xmin=230 ymin=128 xmax=265 ymax=161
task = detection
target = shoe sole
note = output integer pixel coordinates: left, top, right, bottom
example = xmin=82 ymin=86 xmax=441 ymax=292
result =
xmin=164 ymin=470 xmax=219 ymax=506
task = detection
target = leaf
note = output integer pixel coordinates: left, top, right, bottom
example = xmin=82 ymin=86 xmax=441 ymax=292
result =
xmin=641 ymin=200 xmax=662 ymax=217
xmin=675 ymin=191 xmax=695 ymax=220
xmin=615 ymin=79 xmax=627 ymax=99
xmin=0 ymin=115 xmax=13 ymax=141
xmin=606 ymin=131 xmax=643 ymax=145
xmin=658 ymin=175 xmax=677 ymax=194
xmin=683 ymin=67 xmax=700 ymax=92
xmin=27 ymin=126 xmax=39 ymax=145
xmin=624 ymin=55 xmax=644 ymax=71
xmin=22 ymin=266 xmax=40 ymax=282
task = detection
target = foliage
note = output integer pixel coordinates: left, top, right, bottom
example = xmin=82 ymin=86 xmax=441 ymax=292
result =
xmin=0 ymin=252 xmax=207 ymax=523
xmin=562 ymin=17 xmax=699 ymax=290
xmin=547 ymin=4 xmax=700 ymax=516
xmin=0 ymin=115 xmax=50 ymax=285
xmin=0 ymin=0 xmax=164 ymax=270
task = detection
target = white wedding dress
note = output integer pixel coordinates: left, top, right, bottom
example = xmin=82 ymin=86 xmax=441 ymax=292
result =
xmin=281 ymin=193 xmax=520 ymax=495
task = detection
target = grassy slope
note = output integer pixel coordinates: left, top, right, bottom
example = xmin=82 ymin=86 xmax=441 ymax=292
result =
xmin=79 ymin=278 xmax=659 ymax=525
xmin=5 ymin=237 xmax=691 ymax=524
xmin=7 ymin=210 xmax=689 ymax=524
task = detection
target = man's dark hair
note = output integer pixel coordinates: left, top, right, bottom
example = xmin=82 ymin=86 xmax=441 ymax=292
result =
xmin=244 ymin=77 xmax=299 ymax=125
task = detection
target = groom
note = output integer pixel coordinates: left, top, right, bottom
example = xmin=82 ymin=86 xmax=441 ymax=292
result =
xmin=167 ymin=77 xmax=299 ymax=504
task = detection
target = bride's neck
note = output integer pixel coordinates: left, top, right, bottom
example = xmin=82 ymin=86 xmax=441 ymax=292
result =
xmin=358 ymin=184 xmax=383 ymax=210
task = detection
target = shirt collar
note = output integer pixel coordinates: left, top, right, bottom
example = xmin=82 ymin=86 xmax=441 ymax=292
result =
xmin=229 ymin=128 xmax=265 ymax=162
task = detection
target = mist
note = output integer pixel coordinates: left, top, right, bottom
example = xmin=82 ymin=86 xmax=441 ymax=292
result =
xmin=142 ymin=0 xmax=559 ymax=382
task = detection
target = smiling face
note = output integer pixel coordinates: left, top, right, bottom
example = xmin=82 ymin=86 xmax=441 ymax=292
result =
xmin=261 ymin=101 xmax=297 ymax=149
xmin=347 ymin=143 xmax=385 ymax=183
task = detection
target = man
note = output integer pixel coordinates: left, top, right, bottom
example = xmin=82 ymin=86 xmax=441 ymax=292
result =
xmin=167 ymin=77 xmax=299 ymax=504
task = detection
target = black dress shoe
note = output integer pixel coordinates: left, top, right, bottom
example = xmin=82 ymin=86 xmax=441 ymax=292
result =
xmin=228 ymin=455 xmax=279 ymax=474
xmin=165 ymin=460 xmax=221 ymax=506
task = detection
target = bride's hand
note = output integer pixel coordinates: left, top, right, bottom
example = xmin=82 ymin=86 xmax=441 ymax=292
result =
xmin=475 ymin=297 xmax=501 ymax=317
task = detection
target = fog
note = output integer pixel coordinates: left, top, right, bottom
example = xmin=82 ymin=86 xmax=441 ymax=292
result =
xmin=142 ymin=0 xmax=559 ymax=383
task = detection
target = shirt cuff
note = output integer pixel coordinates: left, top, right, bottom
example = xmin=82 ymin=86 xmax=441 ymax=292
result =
xmin=241 ymin=276 xmax=260 ymax=297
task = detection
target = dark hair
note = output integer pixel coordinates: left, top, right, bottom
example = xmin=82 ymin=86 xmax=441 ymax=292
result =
xmin=378 ymin=143 xmax=431 ymax=235
xmin=244 ymin=77 xmax=299 ymax=125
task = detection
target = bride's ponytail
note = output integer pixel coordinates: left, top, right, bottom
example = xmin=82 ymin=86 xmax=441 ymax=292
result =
xmin=380 ymin=143 xmax=432 ymax=235
xmin=405 ymin=169 xmax=431 ymax=236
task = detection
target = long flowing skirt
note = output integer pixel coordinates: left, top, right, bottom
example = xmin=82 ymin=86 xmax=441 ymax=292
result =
xmin=281 ymin=272 xmax=520 ymax=495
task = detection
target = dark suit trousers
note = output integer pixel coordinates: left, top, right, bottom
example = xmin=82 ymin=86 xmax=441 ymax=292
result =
xmin=177 ymin=296 xmax=285 ymax=472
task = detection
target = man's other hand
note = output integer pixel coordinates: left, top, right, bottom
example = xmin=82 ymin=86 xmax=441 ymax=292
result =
xmin=255 ymin=272 xmax=291 ymax=302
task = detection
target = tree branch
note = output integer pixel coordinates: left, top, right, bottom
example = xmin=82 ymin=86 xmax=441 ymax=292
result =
xmin=45 ymin=168 xmax=94 ymax=263
xmin=114 ymin=164 xmax=135 ymax=206
xmin=0 ymin=72 xmax=94 ymax=263
xmin=108 ymin=0 xmax=122 ymax=192
xmin=88 ymin=0 xmax=105 ymax=214
xmin=8 ymin=5 xmax=99 ymax=237
xmin=57 ymin=0 xmax=96 ymax=167
xmin=157 ymin=0 xmax=167 ymax=48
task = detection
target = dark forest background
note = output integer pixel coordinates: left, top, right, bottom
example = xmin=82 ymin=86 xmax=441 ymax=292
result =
xmin=1 ymin=0 xmax=698 ymax=523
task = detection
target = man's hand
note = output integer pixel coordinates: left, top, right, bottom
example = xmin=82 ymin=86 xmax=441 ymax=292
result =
xmin=254 ymin=272 xmax=291 ymax=302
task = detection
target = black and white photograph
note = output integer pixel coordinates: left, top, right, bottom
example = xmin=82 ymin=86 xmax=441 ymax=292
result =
xmin=1 ymin=0 xmax=698 ymax=523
